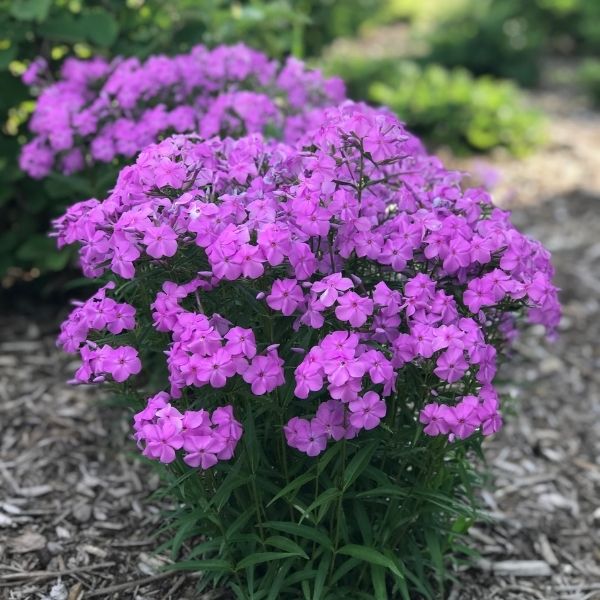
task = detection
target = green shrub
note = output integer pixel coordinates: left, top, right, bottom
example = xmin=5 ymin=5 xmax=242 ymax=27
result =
xmin=425 ymin=0 xmax=545 ymax=87
xmin=324 ymin=56 xmax=545 ymax=156
xmin=423 ymin=0 xmax=600 ymax=86
xmin=579 ymin=59 xmax=600 ymax=108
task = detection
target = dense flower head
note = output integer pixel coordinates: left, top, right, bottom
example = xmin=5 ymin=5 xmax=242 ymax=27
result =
xmin=20 ymin=44 xmax=345 ymax=179
xmin=55 ymin=100 xmax=560 ymax=469
xmin=133 ymin=391 xmax=243 ymax=467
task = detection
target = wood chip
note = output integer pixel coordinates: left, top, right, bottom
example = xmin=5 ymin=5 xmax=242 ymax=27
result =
xmin=8 ymin=531 xmax=47 ymax=554
xmin=492 ymin=560 xmax=553 ymax=577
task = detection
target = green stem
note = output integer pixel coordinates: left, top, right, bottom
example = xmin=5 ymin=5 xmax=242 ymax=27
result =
xmin=328 ymin=439 xmax=347 ymax=584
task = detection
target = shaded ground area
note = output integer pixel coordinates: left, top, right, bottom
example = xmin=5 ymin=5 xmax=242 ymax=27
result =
xmin=1 ymin=80 xmax=600 ymax=599
xmin=0 ymin=320 xmax=205 ymax=599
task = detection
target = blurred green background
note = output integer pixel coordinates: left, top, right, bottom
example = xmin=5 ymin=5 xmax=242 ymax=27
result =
xmin=1 ymin=0 xmax=599 ymax=293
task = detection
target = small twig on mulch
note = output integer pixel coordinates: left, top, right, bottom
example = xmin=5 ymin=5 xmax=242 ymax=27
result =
xmin=85 ymin=571 xmax=183 ymax=597
xmin=0 ymin=562 xmax=115 ymax=584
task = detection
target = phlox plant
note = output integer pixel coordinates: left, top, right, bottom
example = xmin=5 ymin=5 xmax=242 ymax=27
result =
xmin=19 ymin=44 xmax=344 ymax=180
xmin=53 ymin=101 xmax=559 ymax=599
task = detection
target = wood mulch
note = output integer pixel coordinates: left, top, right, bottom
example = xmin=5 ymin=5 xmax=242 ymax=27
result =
xmin=0 ymin=318 xmax=211 ymax=599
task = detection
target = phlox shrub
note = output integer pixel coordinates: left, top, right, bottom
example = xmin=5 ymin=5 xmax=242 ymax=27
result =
xmin=53 ymin=102 xmax=559 ymax=598
xmin=19 ymin=44 xmax=344 ymax=180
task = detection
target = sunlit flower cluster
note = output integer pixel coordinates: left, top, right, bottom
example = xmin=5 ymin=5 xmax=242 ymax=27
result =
xmin=55 ymin=101 xmax=560 ymax=469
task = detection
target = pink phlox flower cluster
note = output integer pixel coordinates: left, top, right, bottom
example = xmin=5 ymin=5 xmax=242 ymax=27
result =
xmin=133 ymin=391 xmax=242 ymax=468
xmin=149 ymin=280 xmax=284 ymax=399
xmin=21 ymin=44 xmax=345 ymax=178
xmin=419 ymin=387 xmax=502 ymax=441
xmin=54 ymin=101 xmax=560 ymax=463
xmin=58 ymin=281 xmax=136 ymax=354
xmin=72 ymin=342 xmax=141 ymax=384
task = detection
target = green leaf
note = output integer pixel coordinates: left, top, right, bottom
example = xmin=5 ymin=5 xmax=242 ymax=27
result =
xmin=301 ymin=488 xmax=340 ymax=523
xmin=343 ymin=440 xmax=379 ymax=490
xmin=265 ymin=536 xmax=308 ymax=559
xmin=266 ymin=558 xmax=295 ymax=600
xmin=313 ymin=550 xmax=331 ymax=600
xmin=355 ymin=485 xmax=409 ymax=499
xmin=425 ymin=529 xmax=445 ymax=593
xmin=281 ymin=568 xmax=318 ymax=589
xmin=337 ymin=545 xmax=402 ymax=578
xmin=262 ymin=521 xmax=333 ymax=551
xmin=267 ymin=470 xmax=315 ymax=507
xmin=225 ymin=508 xmax=255 ymax=540
xmin=331 ymin=557 xmax=361 ymax=585
xmin=212 ymin=472 xmax=251 ymax=511
xmin=371 ymin=565 xmax=388 ymax=600
xmin=316 ymin=441 xmax=343 ymax=474
xmin=167 ymin=558 xmax=232 ymax=572
xmin=236 ymin=551 xmax=301 ymax=571
xmin=186 ymin=538 xmax=223 ymax=560
xmin=10 ymin=0 xmax=51 ymax=22
xmin=170 ymin=511 xmax=201 ymax=558
xmin=353 ymin=501 xmax=373 ymax=545
xmin=37 ymin=14 xmax=84 ymax=44
xmin=79 ymin=8 xmax=119 ymax=47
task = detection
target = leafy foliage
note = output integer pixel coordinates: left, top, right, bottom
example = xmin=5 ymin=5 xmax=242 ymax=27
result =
xmin=579 ymin=59 xmax=600 ymax=108
xmin=424 ymin=0 xmax=600 ymax=87
xmin=157 ymin=412 xmax=481 ymax=599
xmin=324 ymin=56 xmax=546 ymax=156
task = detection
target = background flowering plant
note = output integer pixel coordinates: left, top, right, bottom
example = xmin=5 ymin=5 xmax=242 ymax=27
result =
xmin=53 ymin=100 xmax=559 ymax=598
xmin=5 ymin=43 xmax=343 ymax=280
xmin=20 ymin=44 xmax=344 ymax=179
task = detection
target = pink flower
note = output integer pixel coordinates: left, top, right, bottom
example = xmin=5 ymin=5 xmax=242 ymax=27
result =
xmin=106 ymin=303 xmax=136 ymax=335
xmin=143 ymin=421 xmax=184 ymax=463
xmin=111 ymin=240 xmax=140 ymax=279
xmin=257 ymin=224 xmax=290 ymax=266
xmin=225 ymin=327 xmax=257 ymax=359
xmin=444 ymin=400 xmax=481 ymax=440
xmin=311 ymin=273 xmax=353 ymax=308
xmin=237 ymin=244 xmax=265 ymax=279
xmin=266 ymin=279 xmax=304 ymax=316
xmin=183 ymin=434 xmax=225 ymax=469
xmin=195 ymin=348 xmax=236 ymax=388
xmin=312 ymin=400 xmax=346 ymax=441
xmin=143 ymin=225 xmax=178 ymax=259
xmin=243 ymin=353 xmax=284 ymax=395
xmin=441 ymin=237 xmax=472 ymax=274
xmin=335 ymin=291 xmax=373 ymax=327
xmin=434 ymin=348 xmax=469 ymax=384
xmin=291 ymin=419 xmax=328 ymax=456
xmin=463 ymin=278 xmax=495 ymax=313
xmin=103 ymin=346 xmax=142 ymax=382
xmin=155 ymin=157 xmax=187 ymax=189
xmin=419 ymin=403 xmax=451 ymax=436
xmin=294 ymin=362 xmax=323 ymax=398
xmin=348 ymin=391 xmax=386 ymax=430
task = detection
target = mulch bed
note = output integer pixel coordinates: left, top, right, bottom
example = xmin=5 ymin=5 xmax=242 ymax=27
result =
xmin=1 ymin=89 xmax=599 ymax=598
xmin=0 ymin=319 xmax=209 ymax=599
